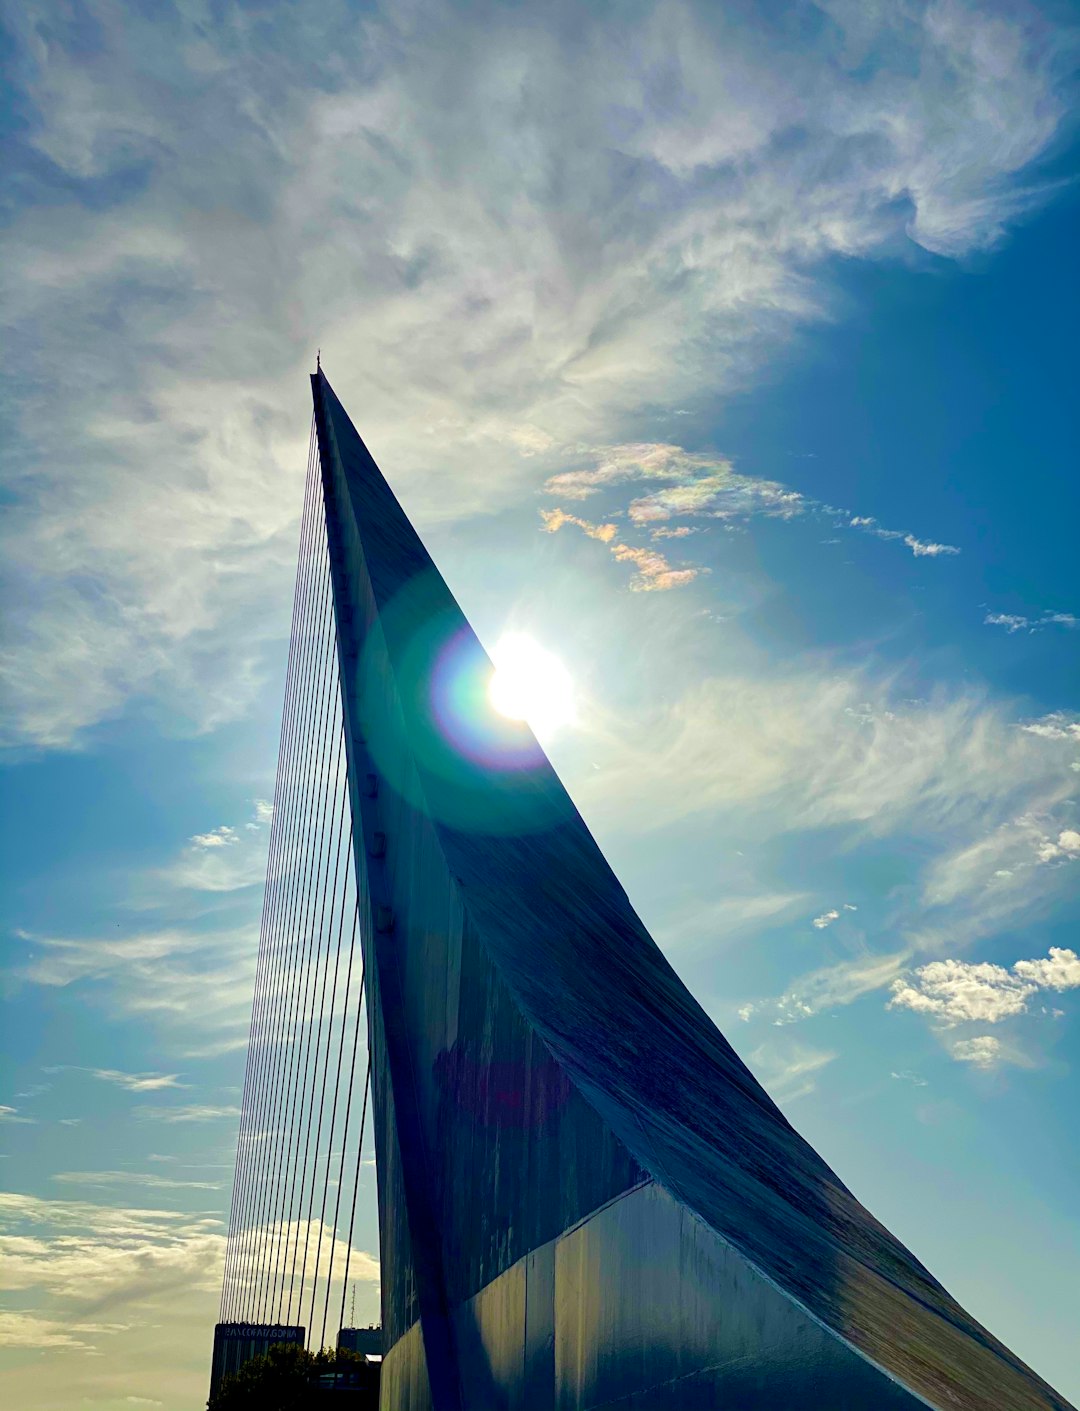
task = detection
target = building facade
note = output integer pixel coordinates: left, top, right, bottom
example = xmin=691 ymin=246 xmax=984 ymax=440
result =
xmin=209 ymin=1322 xmax=305 ymax=1398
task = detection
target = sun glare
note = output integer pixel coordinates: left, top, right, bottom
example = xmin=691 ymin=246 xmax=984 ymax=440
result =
xmin=488 ymin=633 xmax=575 ymax=740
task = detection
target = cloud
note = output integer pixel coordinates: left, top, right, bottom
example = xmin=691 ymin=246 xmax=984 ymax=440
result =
xmin=1035 ymin=828 xmax=1080 ymax=863
xmin=47 ymin=1067 xmax=188 ymax=1093
xmin=222 ymin=1218 xmax=380 ymax=1302
xmin=746 ymin=950 xmax=910 ymax=1026
xmin=812 ymin=909 xmax=841 ymax=930
xmin=889 ymin=958 xmax=1035 ymax=1025
xmin=165 ymin=824 xmax=272 ymax=893
xmin=888 ymin=947 xmax=1080 ymax=1028
xmin=903 ymin=535 xmax=960 ymax=558
xmin=890 ymin=1070 xmax=928 ymax=1086
xmin=539 ymin=507 xmax=617 ymax=542
xmin=192 ymin=801 xmax=274 ymax=851
xmin=2 ymin=0 xmax=1073 ymax=749
xmin=0 ymin=1311 xmax=130 ymax=1352
xmin=544 ymin=445 xmax=802 ymax=525
xmin=611 ymin=543 xmax=702 ymax=592
xmin=0 ymin=1190 xmax=224 ymax=1309
xmin=6 ymin=926 xmax=257 ymax=1058
xmin=985 ymin=610 xmax=1079 ymax=633
xmin=911 ymin=810 xmax=1080 ymax=957
xmin=52 ymin=1171 xmax=223 ymax=1191
xmin=189 ymin=826 xmax=239 ymax=849
xmin=578 ymin=664 xmax=1078 ymax=842
xmin=747 ymin=1039 xmax=837 ymax=1104
xmin=949 ymin=1035 xmax=1003 ymax=1068
xmin=575 ymin=656 xmax=1075 ymax=1029
xmin=541 ymin=447 xmax=959 ymax=591
xmin=542 ymin=503 xmax=702 ymax=590
xmin=134 ymin=1104 xmax=241 ymax=1124
xmin=1020 ymin=712 xmax=1080 ymax=743
xmin=0 ymin=1189 xmax=380 ymax=1405
xmin=0 ymin=1106 xmax=36 ymax=1125
xmin=1013 ymin=946 xmax=1080 ymax=990
xmin=846 ymin=517 xmax=960 ymax=558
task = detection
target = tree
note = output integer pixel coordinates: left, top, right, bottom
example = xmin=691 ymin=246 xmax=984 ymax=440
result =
xmin=208 ymin=1342 xmax=379 ymax=1410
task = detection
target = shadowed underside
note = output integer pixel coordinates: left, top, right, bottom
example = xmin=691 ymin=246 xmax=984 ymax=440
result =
xmin=310 ymin=368 xmax=1071 ymax=1411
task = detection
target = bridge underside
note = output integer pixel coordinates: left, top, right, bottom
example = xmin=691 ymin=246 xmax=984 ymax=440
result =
xmin=219 ymin=368 xmax=1071 ymax=1411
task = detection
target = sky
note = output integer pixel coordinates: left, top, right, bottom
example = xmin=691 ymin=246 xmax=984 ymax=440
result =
xmin=1 ymin=1 xmax=1078 ymax=1407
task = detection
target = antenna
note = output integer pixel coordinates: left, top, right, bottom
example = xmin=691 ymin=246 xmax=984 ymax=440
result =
xmin=349 ymin=1281 xmax=355 ymax=1326
xmin=316 ymin=348 xmax=321 ymax=372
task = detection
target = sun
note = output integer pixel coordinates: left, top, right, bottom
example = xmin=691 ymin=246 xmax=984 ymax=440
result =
xmin=488 ymin=633 xmax=576 ymax=740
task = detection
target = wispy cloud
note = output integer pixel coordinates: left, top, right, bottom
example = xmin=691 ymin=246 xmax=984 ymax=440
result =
xmin=539 ymin=508 xmax=617 ymax=543
xmin=812 ymin=909 xmax=840 ymax=930
xmin=6 ymin=926 xmax=257 ymax=1058
xmin=0 ymin=1105 xmax=36 ymax=1125
xmin=166 ymin=800 xmax=277 ymax=891
xmin=610 ymin=544 xmax=702 ymax=593
xmin=541 ymin=448 xmax=960 ymax=591
xmin=2 ymin=0 xmax=1072 ymax=748
xmin=985 ymin=610 xmax=1078 ymax=634
xmin=134 ymin=1104 xmax=241 ymax=1124
xmin=740 ymin=951 xmax=910 ymax=1026
xmin=903 ymin=536 xmax=961 ymax=558
xmin=777 ymin=951 xmax=913 ymax=1023
xmin=0 ymin=1311 xmax=130 ymax=1352
xmin=747 ymin=1039 xmax=837 ymax=1104
xmin=541 ymin=503 xmax=703 ymax=591
xmin=950 ymin=1035 xmax=1004 ymax=1069
xmin=545 ymin=445 xmax=802 ymax=522
xmin=46 ymin=1067 xmax=189 ymax=1093
xmin=0 ymin=1190 xmax=358 ymax=1406
xmin=51 ymin=1171 xmax=223 ymax=1192
xmin=0 ymin=1190 xmax=224 ymax=1310
xmin=578 ymin=664 xmax=1078 ymax=842
xmin=890 ymin=1070 xmax=929 ymax=1087
xmin=849 ymin=518 xmax=960 ymax=558
xmin=1020 ymin=712 xmax=1080 ymax=743
xmin=189 ymin=826 xmax=239 ymax=850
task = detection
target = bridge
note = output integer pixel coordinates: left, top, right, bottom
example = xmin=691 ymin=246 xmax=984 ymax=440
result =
xmin=213 ymin=367 xmax=1073 ymax=1411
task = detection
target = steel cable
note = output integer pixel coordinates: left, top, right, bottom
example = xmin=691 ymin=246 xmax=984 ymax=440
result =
xmin=252 ymin=553 xmax=337 ymax=1322
xmin=220 ymin=419 xmax=316 ymax=1320
xmin=284 ymin=776 xmax=351 ymax=1324
xmin=266 ymin=711 xmax=345 ymax=1318
xmin=242 ymin=499 xmax=333 ymax=1319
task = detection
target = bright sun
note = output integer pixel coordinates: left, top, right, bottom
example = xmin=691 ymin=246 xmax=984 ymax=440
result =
xmin=488 ymin=633 xmax=575 ymax=740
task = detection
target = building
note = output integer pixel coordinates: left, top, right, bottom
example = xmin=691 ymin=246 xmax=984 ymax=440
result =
xmin=209 ymin=1322 xmax=305 ymax=1398
xmin=338 ymin=1325 xmax=383 ymax=1359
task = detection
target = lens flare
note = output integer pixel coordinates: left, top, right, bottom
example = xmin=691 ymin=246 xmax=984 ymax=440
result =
xmin=488 ymin=633 xmax=575 ymax=740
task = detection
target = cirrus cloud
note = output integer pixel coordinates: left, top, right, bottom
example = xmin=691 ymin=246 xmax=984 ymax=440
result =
xmin=1 ymin=0 xmax=1074 ymax=748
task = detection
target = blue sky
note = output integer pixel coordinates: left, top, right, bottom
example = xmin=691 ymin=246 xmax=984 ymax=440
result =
xmin=1 ymin=1 xmax=1078 ymax=1407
